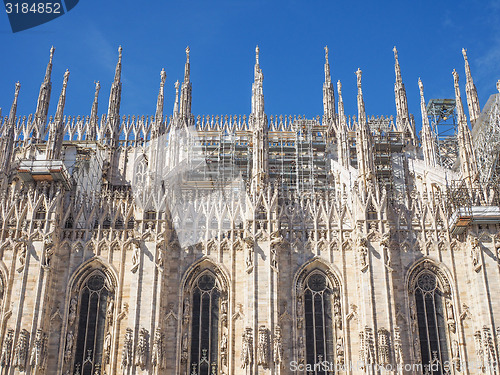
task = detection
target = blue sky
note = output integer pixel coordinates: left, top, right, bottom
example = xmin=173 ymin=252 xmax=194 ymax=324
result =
xmin=1 ymin=0 xmax=500 ymax=126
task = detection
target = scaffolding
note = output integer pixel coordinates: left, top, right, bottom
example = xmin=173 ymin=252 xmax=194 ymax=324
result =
xmin=427 ymin=99 xmax=458 ymax=169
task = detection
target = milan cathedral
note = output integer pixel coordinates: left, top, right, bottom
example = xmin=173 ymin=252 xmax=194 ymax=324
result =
xmin=0 ymin=44 xmax=500 ymax=375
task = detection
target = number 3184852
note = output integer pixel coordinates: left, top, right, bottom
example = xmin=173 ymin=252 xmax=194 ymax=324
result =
xmin=5 ymin=2 xmax=61 ymax=14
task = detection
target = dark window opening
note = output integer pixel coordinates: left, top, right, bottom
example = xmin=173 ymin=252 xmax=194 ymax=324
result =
xmin=415 ymin=272 xmax=449 ymax=375
xmin=73 ymin=272 xmax=112 ymax=375
xmin=189 ymin=273 xmax=220 ymax=375
xmin=303 ymin=272 xmax=335 ymax=375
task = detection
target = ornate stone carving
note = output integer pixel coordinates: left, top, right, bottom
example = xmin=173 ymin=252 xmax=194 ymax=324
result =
xmin=333 ymin=290 xmax=342 ymax=329
xmin=273 ymin=325 xmax=283 ymax=368
xmin=135 ymin=327 xmax=149 ymax=370
xmin=64 ymin=331 xmax=74 ymax=363
xmin=470 ymin=236 xmax=482 ymax=272
xmin=296 ymin=296 xmax=304 ymax=329
xmin=68 ymin=296 xmax=77 ymax=326
xmin=182 ymin=296 xmax=191 ymax=327
xmin=30 ymin=329 xmax=46 ymax=370
xmin=336 ymin=337 xmax=345 ymax=366
xmin=121 ymin=328 xmax=133 ymax=373
xmin=257 ymin=325 xmax=269 ymax=368
xmin=13 ymin=329 xmax=29 ymax=371
xmin=0 ymin=329 xmax=14 ymax=368
xmin=220 ymin=330 xmax=228 ymax=366
xmin=244 ymin=237 xmax=254 ymax=270
xmin=446 ymin=299 xmax=456 ymax=333
xmin=474 ymin=330 xmax=484 ymax=371
xmin=181 ymin=331 xmax=188 ymax=363
xmin=358 ymin=236 xmax=369 ymax=272
xmin=298 ymin=336 xmax=305 ymax=364
xmin=394 ymin=326 xmax=403 ymax=366
xmin=130 ymin=241 xmax=140 ymax=273
xmin=377 ymin=328 xmax=390 ymax=365
xmin=103 ymin=331 xmax=112 ymax=364
xmin=241 ymin=327 xmax=253 ymax=369
xmin=150 ymin=328 xmax=163 ymax=369
xmin=16 ymin=239 xmax=27 ymax=273
xmin=452 ymin=339 xmax=461 ymax=371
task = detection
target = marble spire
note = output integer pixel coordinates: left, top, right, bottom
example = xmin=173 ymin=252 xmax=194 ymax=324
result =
xmin=453 ymin=69 xmax=478 ymax=188
xmin=355 ymin=68 xmax=376 ymax=191
xmin=323 ymin=46 xmax=336 ymax=131
xmin=462 ymin=48 xmax=481 ymax=127
xmin=47 ymin=70 xmax=69 ymax=160
xmin=179 ymin=47 xmax=192 ymax=119
xmin=337 ymin=80 xmax=349 ymax=168
xmin=34 ymin=46 xmax=55 ymax=138
xmin=393 ymin=46 xmax=415 ymax=146
xmin=88 ymin=81 xmax=100 ymax=141
xmin=418 ymin=78 xmax=437 ymax=168
xmin=0 ymin=82 xmax=21 ymax=175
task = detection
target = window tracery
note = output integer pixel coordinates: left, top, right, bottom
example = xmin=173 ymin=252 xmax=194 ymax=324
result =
xmin=67 ymin=270 xmax=115 ymax=375
xmin=409 ymin=262 xmax=454 ymax=375
xmin=296 ymin=268 xmax=342 ymax=374
xmin=181 ymin=268 xmax=227 ymax=375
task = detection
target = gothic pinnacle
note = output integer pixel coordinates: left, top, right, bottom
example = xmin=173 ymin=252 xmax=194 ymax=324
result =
xmin=252 ymin=45 xmax=264 ymax=117
xmin=179 ymin=47 xmax=192 ymax=119
xmin=337 ymin=80 xmax=349 ymax=169
xmin=34 ymin=46 xmax=55 ymax=134
xmin=355 ymin=68 xmax=375 ymax=190
xmin=114 ymin=45 xmax=123 ymax=84
xmin=173 ymin=80 xmax=180 ymax=116
xmin=9 ymin=82 xmax=21 ymax=122
xmin=462 ymin=48 xmax=481 ymax=127
xmin=418 ymin=78 xmax=437 ymax=167
xmin=0 ymin=82 xmax=20 ymax=174
xmin=323 ymin=46 xmax=336 ymax=128
xmin=44 ymin=46 xmax=55 ymax=83
xmin=55 ymin=69 xmax=69 ymax=122
xmin=107 ymin=46 xmax=123 ymax=140
xmin=184 ymin=46 xmax=190 ymax=83
xmin=155 ymin=68 xmax=166 ymax=128
xmin=88 ymin=81 xmax=100 ymax=140
xmin=452 ymin=69 xmax=478 ymax=186
xmin=47 ymin=70 xmax=70 ymax=160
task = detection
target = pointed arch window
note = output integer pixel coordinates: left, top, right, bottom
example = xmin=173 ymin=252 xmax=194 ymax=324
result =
xmin=411 ymin=269 xmax=451 ymax=375
xmin=181 ymin=269 xmax=228 ymax=375
xmin=298 ymin=271 xmax=339 ymax=374
xmin=189 ymin=273 xmax=220 ymax=375
xmin=70 ymin=271 xmax=114 ymax=375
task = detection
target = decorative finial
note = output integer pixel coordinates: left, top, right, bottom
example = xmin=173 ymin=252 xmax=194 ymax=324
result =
xmin=418 ymin=77 xmax=424 ymax=95
xmin=186 ymin=46 xmax=190 ymax=61
xmin=497 ymin=79 xmax=500 ymax=93
xmin=94 ymin=80 xmax=100 ymax=95
xmin=325 ymin=46 xmax=329 ymax=62
xmin=63 ymin=69 xmax=70 ymax=81
xmin=118 ymin=45 xmax=122 ymax=59
xmin=356 ymin=68 xmax=362 ymax=88
xmin=462 ymin=48 xmax=467 ymax=60
xmin=161 ymin=68 xmax=166 ymax=84
xmin=15 ymin=81 xmax=21 ymax=95
xmin=49 ymin=46 xmax=55 ymax=61
xmin=393 ymin=46 xmax=398 ymax=60
xmin=256 ymin=45 xmax=260 ymax=64
xmin=175 ymin=80 xmax=179 ymax=90
xmin=337 ymin=80 xmax=342 ymax=95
